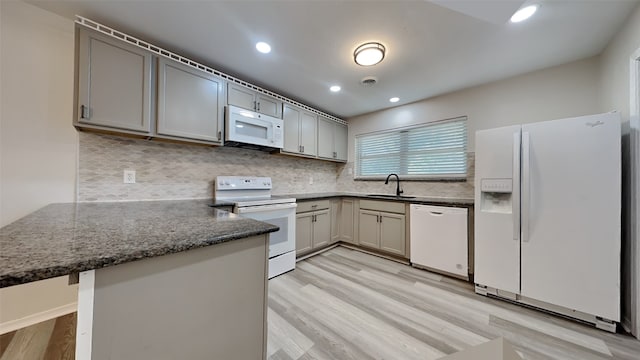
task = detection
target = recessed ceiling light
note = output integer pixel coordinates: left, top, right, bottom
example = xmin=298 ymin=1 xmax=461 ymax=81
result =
xmin=389 ymin=97 xmax=400 ymax=103
xmin=255 ymin=42 xmax=271 ymax=54
xmin=510 ymin=5 xmax=538 ymax=23
xmin=354 ymin=42 xmax=386 ymax=66
xmin=330 ymin=85 xmax=341 ymax=92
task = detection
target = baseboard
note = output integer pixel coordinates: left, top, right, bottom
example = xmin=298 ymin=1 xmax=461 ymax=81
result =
xmin=0 ymin=302 xmax=77 ymax=334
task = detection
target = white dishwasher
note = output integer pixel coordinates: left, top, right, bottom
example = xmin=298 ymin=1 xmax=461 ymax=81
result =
xmin=410 ymin=204 xmax=468 ymax=278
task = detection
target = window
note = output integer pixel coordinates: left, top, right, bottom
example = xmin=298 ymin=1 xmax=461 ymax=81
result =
xmin=355 ymin=117 xmax=467 ymax=180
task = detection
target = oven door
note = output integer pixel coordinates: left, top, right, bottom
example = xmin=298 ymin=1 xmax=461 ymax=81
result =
xmin=235 ymin=202 xmax=296 ymax=258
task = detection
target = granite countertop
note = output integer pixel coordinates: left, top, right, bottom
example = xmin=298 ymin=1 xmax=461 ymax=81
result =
xmin=0 ymin=199 xmax=278 ymax=288
xmin=278 ymin=192 xmax=474 ymax=206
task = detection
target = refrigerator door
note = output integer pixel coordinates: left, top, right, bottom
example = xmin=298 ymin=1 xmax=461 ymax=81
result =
xmin=474 ymin=125 xmax=521 ymax=294
xmin=521 ymin=112 xmax=621 ymax=321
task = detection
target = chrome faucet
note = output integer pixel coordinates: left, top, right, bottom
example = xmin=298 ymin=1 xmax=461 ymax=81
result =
xmin=385 ymin=173 xmax=403 ymax=197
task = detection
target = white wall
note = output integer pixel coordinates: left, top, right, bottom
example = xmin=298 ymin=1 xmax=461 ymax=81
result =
xmin=600 ymin=2 xmax=640 ymax=337
xmin=347 ymin=56 xmax=602 ymax=157
xmin=0 ymin=0 xmax=78 ymax=328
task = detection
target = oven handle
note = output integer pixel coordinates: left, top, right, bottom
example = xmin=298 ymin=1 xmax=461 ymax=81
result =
xmin=235 ymin=203 xmax=297 ymax=214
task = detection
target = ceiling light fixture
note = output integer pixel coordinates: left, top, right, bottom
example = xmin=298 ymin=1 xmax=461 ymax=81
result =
xmin=354 ymin=42 xmax=386 ymax=66
xmin=330 ymin=85 xmax=341 ymax=92
xmin=255 ymin=42 xmax=271 ymax=54
xmin=510 ymin=5 xmax=539 ymax=23
xmin=389 ymin=97 xmax=400 ymax=103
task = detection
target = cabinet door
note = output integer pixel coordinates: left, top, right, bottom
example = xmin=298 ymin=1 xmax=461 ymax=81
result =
xmin=330 ymin=200 xmax=340 ymax=243
xmin=77 ymin=29 xmax=152 ymax=133
xmin=335 ymin=123 xmax=348 ymax=161
xmin=227 ymin=84 xmax=256 ymax=111
xmin=317 ymin=117 xmax=335 ymax=159
xmin=300 ymin=111 xmax=317 ymax=156
xmin=340 ymin=199 xmax=355 ymax=244
xmin=358 ymin=210 xmax=380 ymax=249
xmin=313 ymin=210 xmax=331 ymax=249
xmin=380 ymin=213 xmax=406 ymax=256
xmin=296 ymin=213 xmax=313 ymax=255
xmin=282 ymin=105 xmax=301 ymax=153
xmin=256 ymin=94 xmax=282 ymax=118
xmin=157 ymin=58 xmax=222 ymax=143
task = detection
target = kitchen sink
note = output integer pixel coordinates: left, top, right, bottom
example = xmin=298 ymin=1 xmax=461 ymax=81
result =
xmin=366 ymin=194 xmax=416 ymax=199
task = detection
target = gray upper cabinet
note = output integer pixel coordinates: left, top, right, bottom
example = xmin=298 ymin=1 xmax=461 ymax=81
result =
xmin=76 ymin=28 xmax=152 ymax=134
xmin=317 ymin=116 xmax=348 ymax=162
xmin=157 ymin=58 xmax=224 ymax=144
xmin=335 ymin=123 xmax=348 ymax=161
xmin=227 ymin=84 xmax=282 ymax=118
xmin=282 ymin=104 xmax=317 ymax=157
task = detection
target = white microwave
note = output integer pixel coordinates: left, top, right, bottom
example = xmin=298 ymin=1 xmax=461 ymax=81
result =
xmin=225 ymin=105 xmax=284 ymax=149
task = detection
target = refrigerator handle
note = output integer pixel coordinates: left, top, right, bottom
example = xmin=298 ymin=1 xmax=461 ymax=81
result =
xmin=512 ymin=132 xmax=521 ymax=241
xmin=521 ymin=131 xmax=530 ymax=243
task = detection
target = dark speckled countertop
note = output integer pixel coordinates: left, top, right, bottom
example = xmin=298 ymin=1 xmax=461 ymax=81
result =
xmin=0 ymin=199 xmax=278 ymax=288
xmin=278 ymin=192 xmax=474 ymax=206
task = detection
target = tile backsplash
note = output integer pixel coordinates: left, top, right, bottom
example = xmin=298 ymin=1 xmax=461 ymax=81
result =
xmin=78 ymin=132 xmax=474 ymax=201
xmin=78 ymin=133 xmax=338 ymax=201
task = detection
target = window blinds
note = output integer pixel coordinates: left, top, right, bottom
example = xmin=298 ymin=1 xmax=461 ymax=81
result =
xmin=355 ymin=117 xmax=467 ymax=179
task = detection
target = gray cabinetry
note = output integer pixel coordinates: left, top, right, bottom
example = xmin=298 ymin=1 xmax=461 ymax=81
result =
xmin=157 ymin=58 xmax=224 ymax=144
xmin=330 ymin=199 xmax=340 ymax=243
xmin=76 ymin=28 xmax=152 ymax=133
xmin=296 ymin=200 xmax=331 ymax=256
xmin=340 ymin=199 xmax=356 ymax=244
xmin=358 ymin=200 xmax=407 ymax=256
xmin=317 ymin=117 xmax=348 ymax=162
xmin=227 ymin=83 xmax=282 ymax=118
xmin=282 ymin=104 xmax=317 ymax=157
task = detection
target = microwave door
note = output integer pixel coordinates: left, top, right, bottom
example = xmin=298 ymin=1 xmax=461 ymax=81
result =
xmin=232 ymin=118 xmax=273 ymax=147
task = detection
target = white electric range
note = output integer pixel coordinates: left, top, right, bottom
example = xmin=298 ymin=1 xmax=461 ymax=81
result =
xmin=214 ymin=176 xmax=296 ymax=278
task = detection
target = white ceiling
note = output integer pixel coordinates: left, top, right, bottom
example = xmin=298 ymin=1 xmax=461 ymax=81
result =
xmin=28 ymin=0 xmax=639 ymax=119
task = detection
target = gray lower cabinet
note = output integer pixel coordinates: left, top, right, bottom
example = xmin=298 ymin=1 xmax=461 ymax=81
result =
xmin=76 ymin=28 xmax=153 ymax=133
xmin=357 ymin=200 xmax=407 ymax=256
xmin=330 ymin=199 xmax=340 ymax=243
xmin=296 ymin=200 xmax=331 ymax=256
xmin=282 ymin=104 xmax=317 ymax=157
xmin=157 ymin=58 xmax=224 ymax=144
xmin=317 ymin=117 xmax=348 ymax=162
xmin=339 ymin=199 xmax=356 ymax=244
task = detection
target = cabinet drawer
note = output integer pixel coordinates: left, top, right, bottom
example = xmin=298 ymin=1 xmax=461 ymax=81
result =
xmin=359 ymin=200 xmax=405 ymax=214
xmin=296 ymin=200 xmax=330 ymax=213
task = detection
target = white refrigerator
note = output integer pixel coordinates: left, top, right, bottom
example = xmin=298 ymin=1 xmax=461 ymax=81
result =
xmin=474 ymin=112 xmax=621 ymax=332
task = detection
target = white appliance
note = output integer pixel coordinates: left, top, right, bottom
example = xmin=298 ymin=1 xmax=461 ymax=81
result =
xmin=410 ymin=204 xmax=468 ymax=279
xmin=474 ymin=112 xmax=621 ymax=332
xmin=215 ymin=176 xmax=296 ymax=279
xmin=225 ymin=105 xmax=284 ymax=149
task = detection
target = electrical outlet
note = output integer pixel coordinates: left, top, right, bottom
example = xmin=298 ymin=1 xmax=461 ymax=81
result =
xmin=309 ymin=176 xmax=313 ymax=185
xmin=124 ymin=170 xmax=136 ymax=184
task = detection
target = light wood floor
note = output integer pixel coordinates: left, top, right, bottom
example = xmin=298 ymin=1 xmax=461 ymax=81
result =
xmin=267 ymin=247 xmax=640 ymax=360
xmin=1 ymin=247 xmax=639 ymax=359
xmin=0 ymin=313 xmax=75 ymax=360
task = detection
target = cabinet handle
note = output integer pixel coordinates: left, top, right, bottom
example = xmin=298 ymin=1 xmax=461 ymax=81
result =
xmin=253 ymin=101 xmax=257 ymax=111
xmin=217 ymin=131 xmax=222 ymax=140
xmin=301 ymin=145 xmax=305 ymax=153
xmin=299 ymin=145 xmax=302 ymax=152
xmin=257 ymin=102 xmax=260 ymax=111
xmin=80 ymin=105 xmax=90 ymax=119
xmin=312 ymin=214 xmax=316 ymax=222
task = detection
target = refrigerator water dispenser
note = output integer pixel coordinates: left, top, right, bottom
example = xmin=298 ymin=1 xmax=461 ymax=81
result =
xmin=480 ymin=179 xmax=513 ymax=214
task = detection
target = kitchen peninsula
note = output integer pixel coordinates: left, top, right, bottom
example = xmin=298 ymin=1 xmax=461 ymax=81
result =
xmin=0 ymin=199 xmax=277 ymax=359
